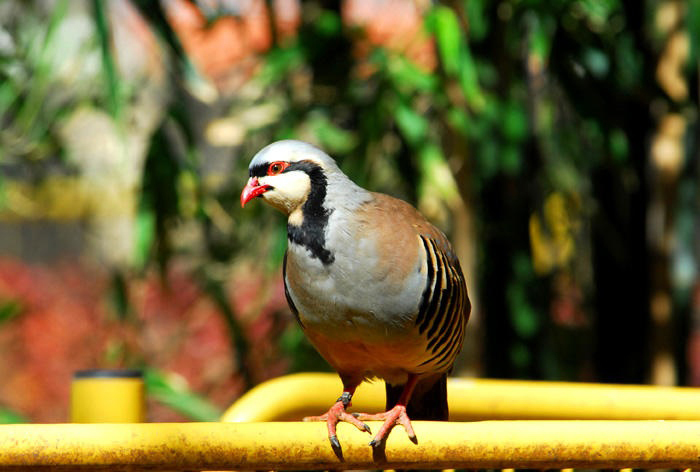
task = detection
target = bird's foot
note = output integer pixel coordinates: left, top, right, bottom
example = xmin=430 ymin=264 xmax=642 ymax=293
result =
xmin=303 ymin=399 xmax=372 ymax=449
xmin=355 ymin=405 xmax=416 ymax=447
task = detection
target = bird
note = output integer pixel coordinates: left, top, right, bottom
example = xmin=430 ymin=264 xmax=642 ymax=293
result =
xmin=240 ymin=140 xmax=470 ymax=449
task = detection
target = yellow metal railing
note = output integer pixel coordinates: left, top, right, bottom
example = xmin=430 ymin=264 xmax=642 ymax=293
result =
xmin=2 ymin=420 xmax=700 ymax=470
xmin=221 ymin=372 xmax=700 ymax=421
xmin=4 ymin=373 xmax=700 ymax=470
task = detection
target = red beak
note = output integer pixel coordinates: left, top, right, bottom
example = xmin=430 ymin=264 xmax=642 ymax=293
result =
xmin=241 ymin=177 xmax=271 ymax=207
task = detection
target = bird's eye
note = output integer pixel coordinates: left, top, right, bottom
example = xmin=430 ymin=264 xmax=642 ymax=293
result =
xmin=267 ymin=161 xmax=289 ymax=175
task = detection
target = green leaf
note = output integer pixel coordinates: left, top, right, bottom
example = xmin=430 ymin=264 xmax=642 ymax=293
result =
xmin=463 ymin=0 xmax=489 ymax=40
xmin=144 ymin=368 xmax=222 ymax=421
xmin=133 ymin=206 xmax=155 ymax=269
xmin=576 ymin=0 xmax=619 ymax=30
xmin=507 ymin=253 xmax=539 ymax=338
xmin=510 ymin=342 xmax=532 ymax=369
xmin=426 ymin=6 xmax=484 ymax=107
xmin=426 ymin=6 xmax=462 ymax=76
xmin=316 ymin=10 xmax=342 ymax=36
xmin=528 ymin=13 xmax=553 ymax=63
xmin=0 ymin=80 xmax=18 ymax=120
xmin=0 ymin=299 xmax=22 ymax=324
xmin=458 ymin=46 xmax=484 ymax=108
xmin=0 ymin=408 xmax=26 ymax=424
xmin=615 ymin=33 xmax=643 ymax=89
xmin=689 ymin=0 xmax=700 ymax=64
xmin=92 ymin=0 xmax=122 ymax=119
xmin=477 ymin=140 xmax=499 ymax=180
xmin=500 ymin=145 xmax=522 ymax=176
xmin=418 ymin=144 xmax=459 ymax=201
xmin=258 ymin=46 xmax=304 ymax=85
xmin=508 ymin=284 xmax=540 ymax=338
xmin=609 ymin=128 xmax=628 ymax=163
xmin=15 ymin=0 xmax=68 ymax=135
xmin=446 ymin=107 xmax=470 ymax=136
xmin=311 ymin=113 xmax=357 ymax=154
xmin=387 ymin=56 xmax=437 ymax=93
xmin=395 ymin=102 xmax=428 ymax=146
xmin=502 ymin=103 xmax=528 ymax=142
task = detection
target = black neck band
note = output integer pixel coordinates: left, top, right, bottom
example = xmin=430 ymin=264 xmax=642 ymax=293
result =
xmin=285 ymin=161 xmax=334 ymax=265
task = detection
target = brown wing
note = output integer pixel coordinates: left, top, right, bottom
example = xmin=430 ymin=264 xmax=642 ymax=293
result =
xmin=354 ymin=192 xmax=470 ymax=372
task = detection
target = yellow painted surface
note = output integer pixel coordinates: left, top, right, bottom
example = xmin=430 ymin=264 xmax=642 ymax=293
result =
xmin=70 ymin=377 xmax=145 ymax=423
xmin=1 ymin=420 xmax=700 ymax=470
xmin=7 ymin=374 xmax=700 ymax=469
xmin=221 ymin=372 xmax=700 ymax=422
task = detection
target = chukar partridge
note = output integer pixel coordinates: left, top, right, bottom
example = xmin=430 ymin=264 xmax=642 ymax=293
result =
xmin=241 ymin=140 xmax=470 ymax=449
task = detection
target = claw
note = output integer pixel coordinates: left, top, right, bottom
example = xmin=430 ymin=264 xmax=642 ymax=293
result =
xmin=303 ymin=397 xmax=372 ymax=449
xmin=350 ymin=414 xmax=372 ymax=434
xmin=357 ymin=404 xmax=416 ymax=446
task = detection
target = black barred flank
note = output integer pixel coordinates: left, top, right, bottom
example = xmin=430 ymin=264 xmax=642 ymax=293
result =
xmin=425 ymin=242 xmax=454 ymax=344
xmin=421 ymin=321 xmax=454 ymax=366
xmin=435 ymin=316 xmax=465 ymax=368
xmin=415 ymin=236 xmax=435 ymax=328
xmin=416 ymin=234 xmax=469 ymax=370
xmin=428 ymin=289 xmax=457 ymax=352
xmin=432 ymin=294 xmax=467 ymax=369
xmin=428 ymin=265 xmax=461 ymax=352
xmin=418 ymin=240 xmax=444 ymax=335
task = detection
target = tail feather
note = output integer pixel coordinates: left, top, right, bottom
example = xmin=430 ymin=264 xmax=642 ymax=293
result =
xmin=385 ymin=373 xmax=448 ymax=421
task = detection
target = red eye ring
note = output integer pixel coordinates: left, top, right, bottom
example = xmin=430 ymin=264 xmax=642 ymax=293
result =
xmin=267 ymin=161 xmax=290 ymax=176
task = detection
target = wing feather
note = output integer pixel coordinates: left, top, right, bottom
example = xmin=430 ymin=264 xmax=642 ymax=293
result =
xmin=416 ymin=234 xmax=469 ymax=370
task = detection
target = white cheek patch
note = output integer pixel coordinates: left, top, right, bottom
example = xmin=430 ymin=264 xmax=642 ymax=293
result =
xmin=260 ymin=171 xmax=311 ymax=214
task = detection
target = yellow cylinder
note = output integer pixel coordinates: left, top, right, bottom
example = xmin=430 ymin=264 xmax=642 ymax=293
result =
xmin=70 ymin=369 xmax=145 ymax=423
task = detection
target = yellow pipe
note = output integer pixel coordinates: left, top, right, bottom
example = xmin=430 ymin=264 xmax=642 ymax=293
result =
xmin=221 ymin=373 xmax=700 ymax=422
xmin=70 ymin=370 xmax=145 ymax=423
xmin=2 ymin=421 xmax=700 ymax=470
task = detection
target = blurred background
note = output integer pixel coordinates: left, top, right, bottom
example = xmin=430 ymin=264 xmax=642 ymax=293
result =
xmin=0 ymin=0 xmax=698 ymax=423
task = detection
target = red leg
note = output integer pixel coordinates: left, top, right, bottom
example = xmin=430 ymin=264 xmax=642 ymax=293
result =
xmin=356 ymin=374 xmax=419 ymax=447
xmin=303 ymin=383 xmax=371 ymax=449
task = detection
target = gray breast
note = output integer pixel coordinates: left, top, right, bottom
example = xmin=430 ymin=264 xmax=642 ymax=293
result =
xmin=285 ymin=232 xmax=425 ymax=342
